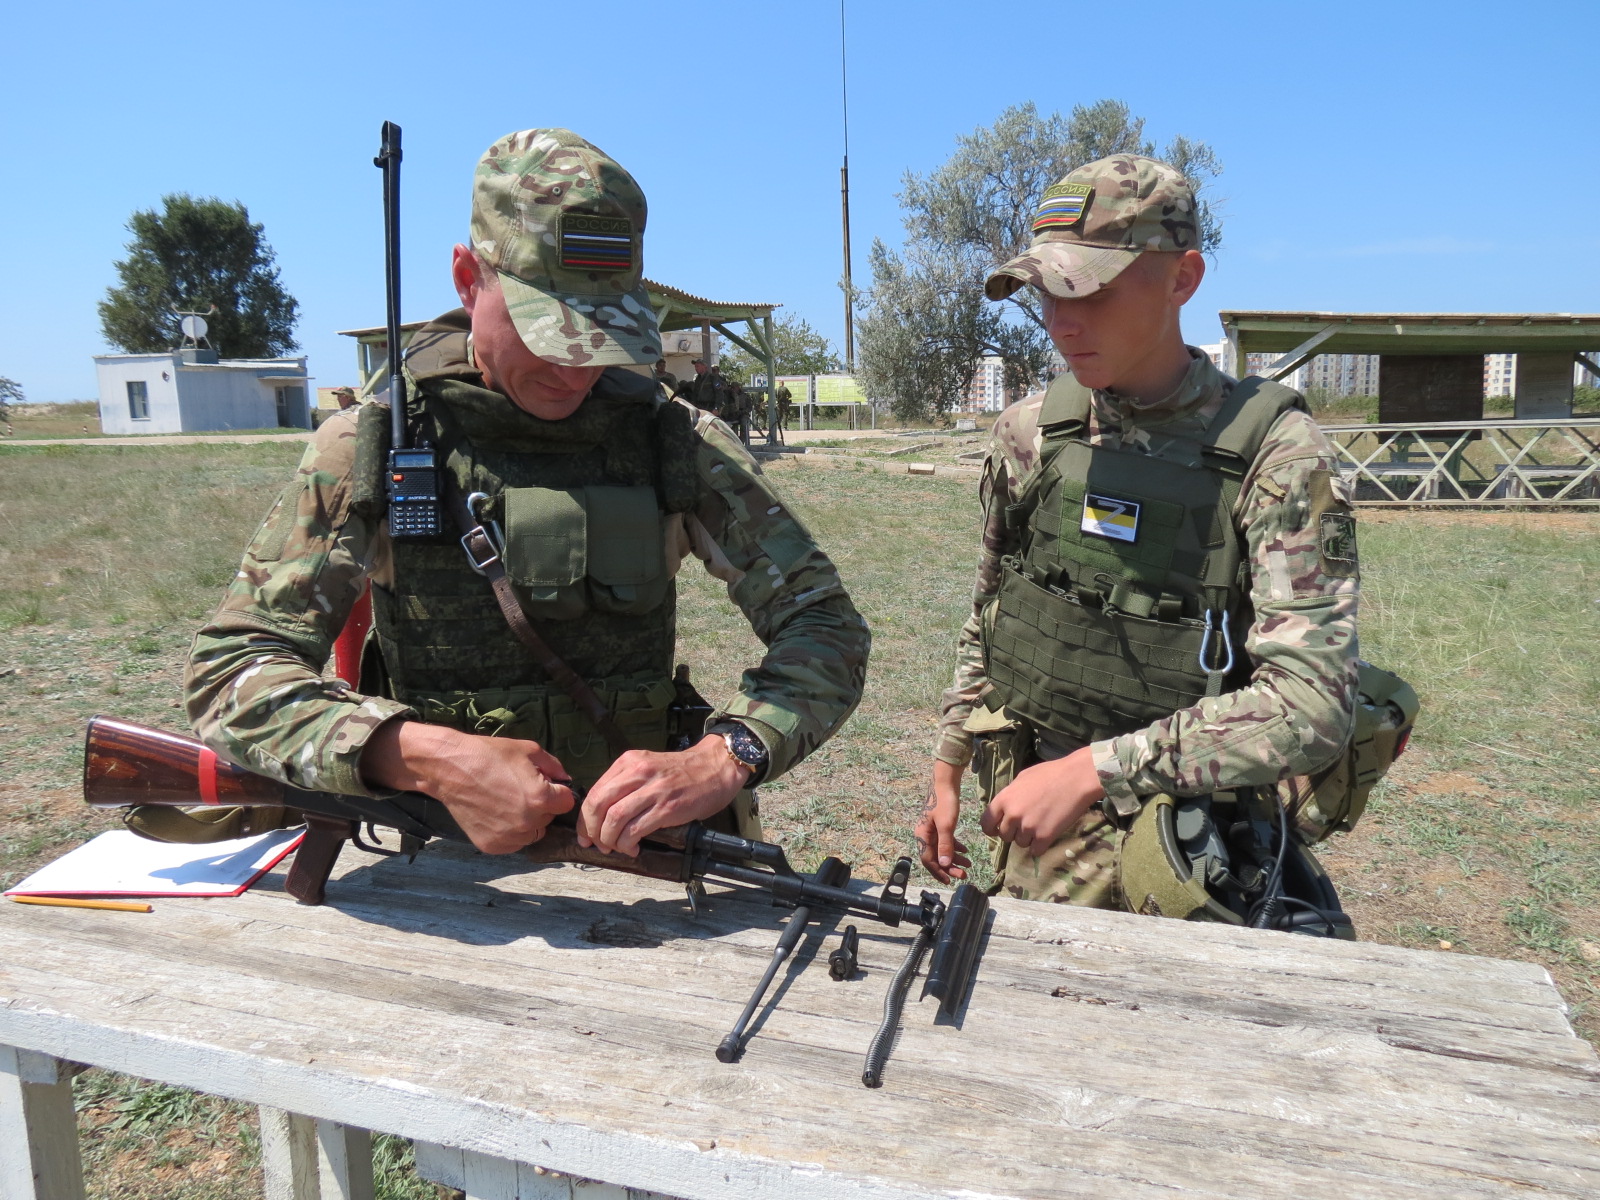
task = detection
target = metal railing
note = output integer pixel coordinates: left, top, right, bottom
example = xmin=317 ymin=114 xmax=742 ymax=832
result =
xmin=1318 ymin=417 xmax=1600 ymax=507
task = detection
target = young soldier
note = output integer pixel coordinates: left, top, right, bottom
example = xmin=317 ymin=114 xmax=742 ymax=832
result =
xmin=185 ymin=129 xmax=869 ymax=859
xmin=917 ymin=155 xmax=1359 ymax=906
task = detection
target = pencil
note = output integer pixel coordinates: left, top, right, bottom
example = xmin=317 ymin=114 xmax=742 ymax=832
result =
xmin=7 ymin=896 xmax=154 ymax=913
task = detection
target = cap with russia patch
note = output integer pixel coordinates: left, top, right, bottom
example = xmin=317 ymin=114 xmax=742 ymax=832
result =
xmin=984 ymin=155 xmax=1200 ymax=302
xmin=471 ymin=128 xmax=661 ymax=367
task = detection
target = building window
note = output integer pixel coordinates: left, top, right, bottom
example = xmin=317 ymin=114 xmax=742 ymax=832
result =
xmin=126 ymin=380 xmax=149 ymax=420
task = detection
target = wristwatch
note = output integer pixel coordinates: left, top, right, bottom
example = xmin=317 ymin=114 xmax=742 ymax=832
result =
xmin=708 ymin=721 xmax=769 ymax=787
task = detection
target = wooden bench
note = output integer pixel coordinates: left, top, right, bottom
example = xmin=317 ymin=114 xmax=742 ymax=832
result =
xmin=4 ymin=841 xmax=1598 ymax=1199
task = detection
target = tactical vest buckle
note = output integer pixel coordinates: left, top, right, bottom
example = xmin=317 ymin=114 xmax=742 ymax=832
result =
xmin=459 ymin=490 xmax=505 ymax=576
xmin=1198 ymin=609 xmax=1236 ymax=677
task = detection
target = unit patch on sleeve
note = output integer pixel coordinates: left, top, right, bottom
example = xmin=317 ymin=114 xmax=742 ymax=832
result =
xmin=559 ymin=213 xmax=635 ymax=271
xmin=1319 ymin=511 xmax=1358 ymax=577
xmin=1082 ymin=494 xmax=1141 ymax=543
xmin=1033 ymin=183 xmax=1094 ymax=232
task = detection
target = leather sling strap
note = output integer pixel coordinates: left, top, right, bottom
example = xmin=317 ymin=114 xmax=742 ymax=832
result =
xmin=445 ymin=483 xmax=633 ymax=762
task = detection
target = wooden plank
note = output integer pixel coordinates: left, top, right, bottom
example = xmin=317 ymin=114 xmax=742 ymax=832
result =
xmin=0 ymin=1045 xmax=87 ymax=1200
xmin=2 ymin=850 xmax=1598 ymax=1200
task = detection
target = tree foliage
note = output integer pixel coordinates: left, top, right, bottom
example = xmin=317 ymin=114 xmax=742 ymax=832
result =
xmin=98 ymin=194 xmax=300 ymax=358
xmin=0 ymin=376 xmax=22 ymax=423
xmin=718 ymin=313 xmax=842 ymax=384
xmin=857 ymin=101 xmax=1223 ymax=421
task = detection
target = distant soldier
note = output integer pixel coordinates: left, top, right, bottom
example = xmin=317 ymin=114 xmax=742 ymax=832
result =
xmin=774 ymin=381 xmax=793 ymax=436
xmin=652 ymin=358 xmax=678 ymax=396
xmin=689 ymin=358 xmax=731 ymax=418
xmin=917 ymin=155 xmax=1361 ymax=920
xmin=332 ymin=386 xmax=358 ymax=411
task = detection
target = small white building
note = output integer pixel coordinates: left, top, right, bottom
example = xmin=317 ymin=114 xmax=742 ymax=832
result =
xmin=93 ymin=350 xmax=312 ymax=435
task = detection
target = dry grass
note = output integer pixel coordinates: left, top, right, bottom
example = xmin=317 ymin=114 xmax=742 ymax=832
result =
xmin=2 ymin=441 xmax=1598 ymax=1193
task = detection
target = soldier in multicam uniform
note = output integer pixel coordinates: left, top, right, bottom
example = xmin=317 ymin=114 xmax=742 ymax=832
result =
xmin=916 ymin=155 xmax=1360 ymax=908
xmin=185 ymin=129 xmax=869 ymax=860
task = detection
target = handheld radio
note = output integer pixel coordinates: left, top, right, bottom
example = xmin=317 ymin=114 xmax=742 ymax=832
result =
xmin=375 ymin=121 xmax=443 ymax=540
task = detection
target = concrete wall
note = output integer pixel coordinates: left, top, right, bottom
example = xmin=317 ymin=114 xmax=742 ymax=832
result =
xmin=95 ymin=354 xmax=184 ymax=434
xmin=95 ymin=355 xmax=310 ymax=432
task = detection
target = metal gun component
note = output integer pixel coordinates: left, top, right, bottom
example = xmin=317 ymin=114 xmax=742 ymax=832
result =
xmin=716 ymin=856 xmax=852 ymax=1062
xmin=862 ymin=911 xmax=937 ymax=1089
xmin=921 ymin=883 xmax=989 ymax=1019
xmin=828 ymin=925 xmax=859 ymax=981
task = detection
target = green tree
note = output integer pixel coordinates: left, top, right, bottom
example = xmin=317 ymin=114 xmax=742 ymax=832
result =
xmin=0 ymin=376 xmax=21 ymax=423
xmin=857 ymin=100 xmax=1222 ymax=421
xmin=718 ymin=313 xmax=842 ymax=384
xmin=98 ymin=194 xmax=300 ymax=358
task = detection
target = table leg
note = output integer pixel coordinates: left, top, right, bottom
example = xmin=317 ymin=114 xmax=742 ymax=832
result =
xmin=261 ymin=1109 xmax=375 ymax=1200
xmin=261 ymin=1108 xmax=319 ymax=1200
xmin=414 ymin=1143 xmax=680 ymax=1200
xmin=317 ymin=1120 xmax=375 ymax=1200
xmin=0 ymin=1045 xmax=86 ymax=1200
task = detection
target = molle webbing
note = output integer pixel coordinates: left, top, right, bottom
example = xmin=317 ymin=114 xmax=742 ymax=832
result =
xmin=984 ymin=374 xmax=1305 ymax=745
xmin=373 ymin=373 xmax=684 ymax=702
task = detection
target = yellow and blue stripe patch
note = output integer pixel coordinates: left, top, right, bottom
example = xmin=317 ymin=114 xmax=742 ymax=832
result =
xmin=1033 ymin=182 xmax=1094 ymax=232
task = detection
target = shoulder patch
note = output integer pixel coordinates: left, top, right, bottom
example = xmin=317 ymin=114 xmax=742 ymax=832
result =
xmin=1319 ymin=512 xmax=1358 ymax=577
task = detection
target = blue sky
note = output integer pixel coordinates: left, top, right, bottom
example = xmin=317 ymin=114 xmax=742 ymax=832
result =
xmin=3 ymin=0 xmax=1595 ymax=403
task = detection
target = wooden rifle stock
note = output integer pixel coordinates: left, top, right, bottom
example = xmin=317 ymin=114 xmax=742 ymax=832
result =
xmin=83 ymin=715 xmax=692 ymax=904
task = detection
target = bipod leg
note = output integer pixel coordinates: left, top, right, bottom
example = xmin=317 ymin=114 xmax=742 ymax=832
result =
xmin=715 ymin=856 xmax=850 ymax=1063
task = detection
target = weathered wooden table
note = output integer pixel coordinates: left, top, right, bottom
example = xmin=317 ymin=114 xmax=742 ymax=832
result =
xmin=3 ymin=841 xmax=1598 ymax=1199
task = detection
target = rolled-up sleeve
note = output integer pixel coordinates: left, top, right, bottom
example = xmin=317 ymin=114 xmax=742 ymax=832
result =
xmin=682 ymin=408 xmax=870 ymax=780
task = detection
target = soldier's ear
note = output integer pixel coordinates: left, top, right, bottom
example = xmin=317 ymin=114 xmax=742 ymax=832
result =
xmin=1171 ymin=250 xmax=1206 ymax=308
xmin=452 ymin=245 xmax=487 ymax=312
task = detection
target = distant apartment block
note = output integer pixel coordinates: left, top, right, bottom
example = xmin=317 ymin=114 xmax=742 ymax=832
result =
xmin=951 ymin=357 xmax=1008 ymax=415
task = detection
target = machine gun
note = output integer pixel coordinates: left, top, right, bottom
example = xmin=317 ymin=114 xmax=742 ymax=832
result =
xmin=82 ymin=716 xmax=988 ymax=1085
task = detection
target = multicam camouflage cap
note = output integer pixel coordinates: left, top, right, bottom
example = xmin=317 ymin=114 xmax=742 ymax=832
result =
xmin=471 ymin=129 xmax=661 ymax=367
xmin=985 ymin=155 xmax=1200 ymax=302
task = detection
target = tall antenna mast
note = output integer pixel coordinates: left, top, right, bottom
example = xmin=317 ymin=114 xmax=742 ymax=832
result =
xmin=840 ymin=0 xmax=854 ymax=372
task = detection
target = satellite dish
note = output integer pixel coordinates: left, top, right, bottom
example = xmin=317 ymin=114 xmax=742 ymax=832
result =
xmin=180 ymin=315 xmax=209 ymax=340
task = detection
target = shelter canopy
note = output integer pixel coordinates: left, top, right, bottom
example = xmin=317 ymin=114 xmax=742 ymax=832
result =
xmin=1220 ymin=311 xmax=1600 ymax=380
xmin=339 ymin=278 xmax=781 ymax=401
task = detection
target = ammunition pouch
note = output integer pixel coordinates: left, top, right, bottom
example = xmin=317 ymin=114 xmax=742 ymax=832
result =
xmin=1279 ymin=661 xmax=1419 ymax=841
xmin=500 ymin=484 xmax=669 ymax=620
xmin=963 ymin=702 xmax=1032 ymax=802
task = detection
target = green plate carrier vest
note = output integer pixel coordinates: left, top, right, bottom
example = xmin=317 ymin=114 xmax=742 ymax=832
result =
xmin=982 ymin=372 xmax=1306 ymax=747
xmin=363 ymin=323 xmax=701 ymax=788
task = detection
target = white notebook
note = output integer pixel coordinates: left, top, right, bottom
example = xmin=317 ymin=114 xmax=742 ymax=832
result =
xmin=5 ymin=828 xmax=304 ymax=898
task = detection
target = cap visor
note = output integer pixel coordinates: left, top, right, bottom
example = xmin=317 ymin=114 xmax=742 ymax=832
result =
xmin=499 ymin=271 xmax=661 ymax=367
xmin=984 ymin=243 xmax=1140 ymax=301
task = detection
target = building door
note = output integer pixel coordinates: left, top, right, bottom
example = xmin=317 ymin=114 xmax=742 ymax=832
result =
xmin=275 ymin=386 xmax=306 ymax=428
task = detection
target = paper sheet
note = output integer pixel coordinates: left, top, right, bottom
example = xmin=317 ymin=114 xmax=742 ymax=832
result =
xmin=4 ymin=827 xmax=304 ymax=898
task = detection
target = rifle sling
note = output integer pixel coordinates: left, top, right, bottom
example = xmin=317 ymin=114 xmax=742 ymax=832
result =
xmin=445 ymin=482 xmax=633 ymax=762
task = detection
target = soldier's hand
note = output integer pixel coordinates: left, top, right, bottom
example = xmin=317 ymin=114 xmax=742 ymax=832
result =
xmin=917 ymin=758 xmax=971 ymax=884
xmin=980 ymin=746 xmax=1105 ymax=856
xmin=360 ymin=719 xmax=576 ymax=855
xmin=578 ymin=736 xmax=749 ymax=857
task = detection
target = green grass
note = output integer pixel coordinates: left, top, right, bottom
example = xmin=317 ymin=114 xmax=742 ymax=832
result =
xmin=3 ymin=443 xmax=1599 ymax=1194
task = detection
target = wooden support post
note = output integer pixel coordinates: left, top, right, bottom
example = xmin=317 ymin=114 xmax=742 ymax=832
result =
xmin=260 ymin=1108 xmax=320 ymax=1200
xmin=0 ymin=1045 xmax=87 ymax=1200
xmin=259 ymin=1109 xmax=375 ymax=1200
xmin=316 ymin=1120 xmax=375 ymax=1200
